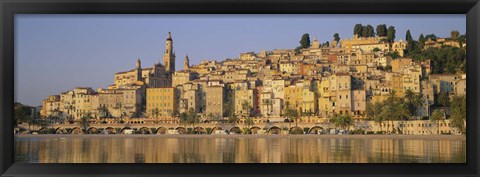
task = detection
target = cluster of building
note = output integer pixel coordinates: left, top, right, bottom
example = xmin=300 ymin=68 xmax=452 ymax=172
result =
xmin=40 ymin=32 xmax=466 ymax=123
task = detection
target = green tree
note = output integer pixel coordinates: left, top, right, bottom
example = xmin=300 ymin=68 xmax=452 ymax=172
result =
xmin=80 ymin=112 xmax=92 ymax=132
xmin=387 ymin=26 xmax=396 ymax=42
xmin=404 ymin=89 xmax=424 ymax=118
xmin=14 ymin=102 xmax=32 ymax=125
xmin=418 ymin=33 xmax=425 ymax=43
xmin=299 ymin=33 xmax=311 ymax=49
xmin=228 ymin=113 xmax=239 ymax=124
xmin=437 ymin=92 xmax=450 ymax=118
xmin=179 ymin=112 xmax=189 ymax=127
xmin=284 ymin=108 xmax=300 ymax=127
xmin=376 ymin=24 xmax=388 ymax=37
xmin=425 ymin=34 xmax=437 ymax=41
xmin=329 ymin=113 xmax=353 ymax=130
xmin=363 ymin=25 xmax=375 ymax=37
xmin=187 ymin=109 xmax=199 ymax=132
xmin=405 ymin=30 xmax=415 ymax=53
xmin=450 ymin=30 xmax=460 ymax=41
xmin=430 ymin=109 xmax=444 ymax=134
xmin=354 ymin=24 xmax=364 ymax=37
xmin=457 ymin=34 xmax=466 ymax=48
xmin=417 ymin=33 xmax=426 ymax=49
xmin=379 ymin=90 xmax=409 ymax=133
xmin=450 ymin=95 xmax=466 ymax=134
xmin=366 ymin=101 xmax=383 ymax=120
xmin=322 ymin=41 xmax=330 ymax=47
xmin=386 ymin=51 xmax=400 ymax=59
xmin=333 ymin=33 xmax=340 ymax=43
xmin=242 ymin=101 xmax=253 ymax=129
xmin=152 ymin=108 xmax=160 ymax=118
xmin=405 ymin=29 xmax=413 ymax=41
xmin=294 ymin=46 xmax=302 ymax=54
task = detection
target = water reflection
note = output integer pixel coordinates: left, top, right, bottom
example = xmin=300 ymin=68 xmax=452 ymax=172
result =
xmin=15 ymin=136 xmax=466 ymax=163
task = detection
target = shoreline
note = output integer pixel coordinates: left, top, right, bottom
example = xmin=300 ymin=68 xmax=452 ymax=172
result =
xmin=15 ymin=134 xmax=466 ymax=140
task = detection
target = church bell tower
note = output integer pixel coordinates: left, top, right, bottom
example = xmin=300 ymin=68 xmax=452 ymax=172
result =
xmin=163 ymin=32 xmax=176 ymax=73
xmin=184 ymin=54 xmax=189 ymax=70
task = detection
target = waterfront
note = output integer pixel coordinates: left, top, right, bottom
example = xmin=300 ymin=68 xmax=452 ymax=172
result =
xmin=15 ymin=135 xmax=466 ymax=163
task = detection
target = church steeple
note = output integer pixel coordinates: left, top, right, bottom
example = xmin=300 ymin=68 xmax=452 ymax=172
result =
xmin=184 ymin=54 xmax=190 ymax=70
xmin=163 ymin=32 xmax=176 ymax=72
xmin=135 ymin=58 xmax=142 ymax=81
xmin=136 ymin=58 xmax=141 ymax=69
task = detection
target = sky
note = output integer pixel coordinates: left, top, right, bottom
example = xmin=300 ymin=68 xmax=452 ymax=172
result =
xmin=14 ymin=14 xmax=466 ymax=106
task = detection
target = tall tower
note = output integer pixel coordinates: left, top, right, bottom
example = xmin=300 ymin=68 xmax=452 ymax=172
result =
xmin=135 ymin=58 xmax=142 ymax=81
xmin=163 ymin=32 xmax=176 ymax=73
xmin=184 ymin=54 xmax=189 ymax=70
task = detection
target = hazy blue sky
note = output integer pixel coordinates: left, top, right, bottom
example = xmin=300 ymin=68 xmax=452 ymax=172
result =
xmin=15 ymin=14 xmax=465 ymax=106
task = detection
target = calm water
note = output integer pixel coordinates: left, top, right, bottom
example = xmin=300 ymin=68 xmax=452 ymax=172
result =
xmin=15 ymin=135 xmax=466 ymax=163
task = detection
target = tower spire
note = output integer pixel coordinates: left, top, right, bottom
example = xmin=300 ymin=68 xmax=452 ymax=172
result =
xmin=184 ymin=53 xmax=190 ymax=70
xmin=163 ymin=31 xmax=175 ymax=72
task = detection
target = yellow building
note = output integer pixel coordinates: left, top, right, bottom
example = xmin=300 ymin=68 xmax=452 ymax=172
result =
xmin=455 ymin=78 xmax=466 ymax=95
xmin=391 ymin=58 xmax=413 ymax=73
xmin=206 ymin=86 xmax=225 ymax=118
xmin=284 ymin=82 xmax=303 ymax=112
xmin=112 ymin=59 xmax=170 ymax=89
xmin=340 ymin=35 xmax=388 ymax=52
xmin=172 ymin=70 xmax=197 ymax=87
xmin=429 ymin=74 xmax=460 ymax=94
xmin=391 ymin=40 xmax=407 ymax=56
xmin=146 ymin=87 xmax=177 ymax=117
xmin=234 ymin=82 xmax=255 ymax=117
xmin=40 ymin=95 xmax=61 ymax=118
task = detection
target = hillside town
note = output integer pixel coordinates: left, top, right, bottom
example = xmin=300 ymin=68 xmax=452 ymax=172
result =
xmin=23 ymin=25 xmax=467 ymax=135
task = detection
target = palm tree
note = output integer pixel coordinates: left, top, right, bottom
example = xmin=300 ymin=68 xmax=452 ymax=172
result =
xmin=284 ymin=108 xmax=299 ymax=128
xmin=179 ymin=112 xmax=189 ymax=128
xmin=98 ymin=105 xmax=109 ymax=123
xmin=228 ymin=113 xmax=239 ymax=125
xmin=380 ymin=91 xmax=410 ymax=134
xmin=152 ymin=108 xmax=160 ymax=118
xmin=67 ymin=104 xmax=75 ymax=123
xmin=262 ymin=99 xmax=269 ymax=117
xmin=187 ymin=109 xmax=199 ymax=133
xmin=266 ymin=100 xmax=272 ymax=116
xmin=242 ymin=101 xmax=253 ymax=129
xmin=80 ymin=112 xmax=92 ymax=132
xmin=438 ymin=92 xmax=450 ymax=119
xmin=404 ymin=89 xmax=424 ymax=118
xmin=430 ymin=109 xmax=444 ymax=134
xmin=207 ymin=113 xmax=215 ymax=121
xmin=450 ymin=30 xmax=460 ymax=41
xmin=329 ymin=113 xmax=353 ymax=130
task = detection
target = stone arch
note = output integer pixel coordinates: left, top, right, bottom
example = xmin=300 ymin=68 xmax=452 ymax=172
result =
xmin=137 ymin=127 xmax=152 ymax=134
xmin=105 ymin=127 xmax=117 ymax=134
xmin=156 ymin=127 xmax=168 ymax=134
xmin=70 ymin=127 xmax=83 ymax=134
xmin=249 ymin=126 xmax=262 ymax=134
xmin=267 ymin=126 xmax=282 ymax=134
xmin=194 ymin=127 xmax=207 ymax=134
xmin=175 ymin=127 xmax=186 ymax=134
xmin=229 ymin=126 xmax=242 ymax=134
xmin=209 ymin=127 xmax=223 ymax=134
xmin=86 ymin=127 xmax=98 ymax=134
xmin=38 ymin=127 xmax=49 ymax=134
xmin=55 ymin=127 xmax=68 ymax=134
xmin=289 ymin=126 xmax=304 ymax=134
xmin=308 ymin=126 xmax=325 ymax=134
xmin=120 ymin=127 xmax=132 ymax=134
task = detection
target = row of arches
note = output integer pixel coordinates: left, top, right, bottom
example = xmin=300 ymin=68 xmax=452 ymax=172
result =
xmin=43 ymin=126 xmax=327 ymax=135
